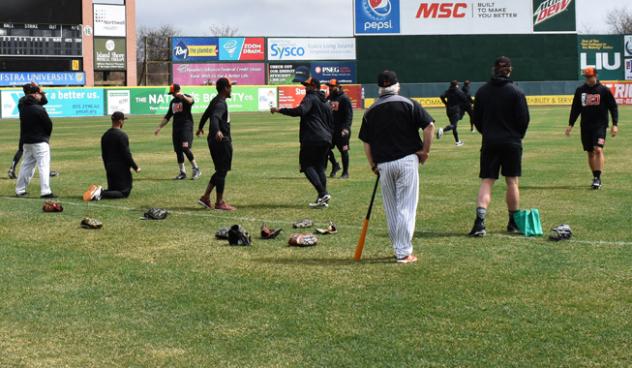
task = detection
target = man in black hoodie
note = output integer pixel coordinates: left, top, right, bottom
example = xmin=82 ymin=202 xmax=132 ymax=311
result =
xmin=437 ymin=80 xmax=468 ymax=146
xmin=326 ymin=79 xmax=353 ymax=179
xmin=461 ymin=80 xmax=475 ymax=132
xmin=469 ymin=57 xmax=530 ymax=237
xmin=15 ymin=83 xmax=56 ymax=198
xmin=271 ymin=67 xmax=334 ymax=209
xmin=565 ymin=67 xmax=619 ymax=190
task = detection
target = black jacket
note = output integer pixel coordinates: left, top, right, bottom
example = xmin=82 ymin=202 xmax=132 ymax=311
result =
xmin=279 ymin=90 xmax=333 ymax=145
xmin=101 ymin=128 xmax=138 ymax=171
xmin=19 ymin=95 xmax=53 ymax=144
xmin=328 ymin=91 xmax=353 ymax=132
xmin=568 ymin=82 xmax=618 ymax=128
xmin=199 ymin=96 xmax=231 ymax=142
xmin=441 ymin=87 xmax=468 ymax=113
xmin=461 ymin=85 xmax=474 ymax=105
xmin=473 ymin=76 xmax=530 ymax=146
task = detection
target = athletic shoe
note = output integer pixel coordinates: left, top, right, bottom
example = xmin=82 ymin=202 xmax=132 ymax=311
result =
xmin=49 ymin=171 xmax=59 ymax=177
xmin=215 ymin=201 xmax=236 ymax=211
xmin=93 ymin=186 xmax=103 ymax=201
xmin=174 ymin=172 xmax=187 ymax=180
xmin=82 ymin=184 xmax=101 ymax=201
xmin=340 ymin=172 xmax=349 ymax=179
xmin=309 ymin=195 xmax=330 ymax=209
xmin=455 ymin=141 xmax=464 ymax=147
xmin=191 ymin=167 xmax=201 ymax=180
xmin=330 ymin=163 xmax=341 ymax=178
xmin=40 ymin=193 xmax=57 ymax=199
xmin=436 ymin=128 xmax=444 ymax=140
xmin=468 ymin=220 xmax=486 ymax=237
xmin=507 ymin=220 xmax=520 ymax=234
xmin=320 ymin=193 xmax=331 ymax=203
xmin=591 ymin=177 xmax=602 ymax=190
xmin=471 ymin=129 xmax=476 ymax=133
xmin=16 ymin=192 xmax=28 ymax=197
xmin=197 ymin=197 xmax=212 ymax=209
xmin=397 ymin=255 xmax=418 ymax=264
xmin=7 ymin=169 xmax=16 ymax=179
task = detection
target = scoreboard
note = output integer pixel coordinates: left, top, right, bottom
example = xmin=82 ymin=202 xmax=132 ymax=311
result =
xmin=0 ymin=23 xmax=82 ymax=57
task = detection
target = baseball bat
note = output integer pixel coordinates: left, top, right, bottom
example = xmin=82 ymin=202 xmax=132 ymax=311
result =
xmin=354 ymin=174 xmax=380 ymax=261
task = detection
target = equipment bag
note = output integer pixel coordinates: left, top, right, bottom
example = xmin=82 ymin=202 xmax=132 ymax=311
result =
xmin=513 ymin=209 xmax=544 ymax=237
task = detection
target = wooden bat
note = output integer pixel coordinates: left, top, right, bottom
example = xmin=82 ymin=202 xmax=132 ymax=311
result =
xmin=354 ymin=174 xmax=380 ymax=261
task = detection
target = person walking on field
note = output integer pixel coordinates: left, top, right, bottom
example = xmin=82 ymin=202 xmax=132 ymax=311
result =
xmin=15 ymin=83 xmax=56 ymax=198
xmin=325 ymin=79 xmax=353 ymax=179
xmin=566 ymin=67 xmax=619 ymax=190
xmin=271 ymin=66 xmax=334 ymax=209
xmin=196 ymin=78 xmax=237 ymax=211
xmin=461 ymin=80 xmax=475 ymax=132
xmin=469 ymin=57 xmax=530 ymax=237
xmin=359 ymin=70 xmax=436 ymax=264
xmin=437 ymin=80 xmax=468 ymax=146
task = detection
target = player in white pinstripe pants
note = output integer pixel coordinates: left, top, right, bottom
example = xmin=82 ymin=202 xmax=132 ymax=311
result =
xmin=359 ymin=71 xmax=436 ymax=264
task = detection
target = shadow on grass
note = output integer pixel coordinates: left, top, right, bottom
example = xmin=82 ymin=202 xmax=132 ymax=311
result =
xmin=415 ymin=231 xmax=468 ymax=239
xmin=252 ymin=256 xmax=395 ymax=266
xmin=134 ymin=177 xmax=180 ymax=182
xmin=521 ymin=185 xmax=587 ymax=190
xmin=237 ymin=203 xmax=305 ymax=210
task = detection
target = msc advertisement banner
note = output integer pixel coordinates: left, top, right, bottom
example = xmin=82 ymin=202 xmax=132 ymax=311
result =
xmin=578 ymin=35 xmax=624 ymax=80
xmin=0 ymin=72 xmax=86 ymax=87
xmin=267 ymin=38 xmax=356 ymax=61
xmin=355 ymin=0 xmax=535 ymax=35
xmin=172 ymin=63 xmax=266 ymax=85
xmin=172 ymin=37 xmax=219 ymax=63
xmin=1 ymin=88 xmax=104 ymax=118
xmin=533 ymin=0 xmax=576 ymax=32
xmin=219 ymin=38 xmax=265 ymax=61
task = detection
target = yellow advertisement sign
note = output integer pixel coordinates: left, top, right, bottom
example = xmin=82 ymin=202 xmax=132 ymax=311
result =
xmin=188 ymin=45 xmax=218 ymax=57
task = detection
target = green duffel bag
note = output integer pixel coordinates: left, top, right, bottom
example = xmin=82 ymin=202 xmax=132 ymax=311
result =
xmin=513 ymin=209 xmax=544 ymax=237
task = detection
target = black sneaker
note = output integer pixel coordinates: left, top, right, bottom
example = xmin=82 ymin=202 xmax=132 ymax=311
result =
xmin=7 ymin=169 xmax=16 ymax=179
xmin=468 ymin=220 xmax=486 ymax=237
xmin=591 ymin=177 xmax=601 ymax=190
xmin=507 ymin=220 xmax=520 ymax=234
xmin=191 ymin=167 xmax=201 ymax=180
xmin=16 ymin=192 xmax=28 ymax=197
xmin=330 ymin=163 xmax=341 ymax=178
xmin=49 ymin=171 xmax=59 ymax=177
xmin=174 ymin=172 xmax=187 ymax=180
xmin=340 ymin=172 xmax=349 ymax=179
xmin=40 ymin=193 xmax=57 ymax=199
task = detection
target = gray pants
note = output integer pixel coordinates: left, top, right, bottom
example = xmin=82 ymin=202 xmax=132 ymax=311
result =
xmin=377 ymin=154 xmax=420 ymax=259
xmin=16 ymin=142 xmax=52 ymax=196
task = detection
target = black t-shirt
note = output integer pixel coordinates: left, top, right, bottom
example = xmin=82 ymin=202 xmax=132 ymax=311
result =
xmin=199 ymin=96 xmax=231 ymax=142
xmin=569 ymin=82 xmax=618 ymax=128
xmin=101 ymin=128 xmax=138 ymax=171
xmin=359 ymin=94 xmax=434 ymax=164
xmin=164 ymin=94 xmax=195 ymax=131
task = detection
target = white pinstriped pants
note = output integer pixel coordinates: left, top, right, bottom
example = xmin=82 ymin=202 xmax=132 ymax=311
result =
xmin=377 ymin=154 xmax=420 ymax=258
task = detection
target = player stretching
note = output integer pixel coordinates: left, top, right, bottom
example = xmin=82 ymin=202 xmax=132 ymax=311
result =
xmin=566 ymin=67 xmax=619 ymax=190
xmin=155 ymin=84 xmax=201 ymax=180
xmin=326 ymin=79 xmax=353 ymax=179
xmin=271 ymin=67 xmax=334 ymax=209
xmin=437 ymin=80 xmax=468 ymax=146
xmin=196 ymin=78 xmax=236 ymax=211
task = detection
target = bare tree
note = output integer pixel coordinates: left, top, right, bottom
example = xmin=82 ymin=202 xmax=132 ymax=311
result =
xmin=208 ymin=24 xmax=240 ymax=37
xmin=137 ymin=25 xmax=180 ymax=85
xmin=605 ymin=6 xmax=632 ymax=34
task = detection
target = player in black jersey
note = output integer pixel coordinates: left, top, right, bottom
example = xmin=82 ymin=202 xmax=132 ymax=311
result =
xmin=155 ymin=84 xmax=201 ymax=180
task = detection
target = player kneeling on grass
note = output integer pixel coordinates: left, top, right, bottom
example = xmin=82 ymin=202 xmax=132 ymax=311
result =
xmin=84 ymin=112 xmax=140 ymax=201
xmin=271 ymin=67 xmax=334 ymax=209
xmin=155 ymin=84 xmax=201 ymax=180
xmin=196 ymin=78 xmax=236 ymax=211
xmin=359 ymin=70 xmax=435 ymax=264
xmin=565 ymin=67 xmax=619 ymax=190
xmin=469 ymin=57 xmax=530 ymax=237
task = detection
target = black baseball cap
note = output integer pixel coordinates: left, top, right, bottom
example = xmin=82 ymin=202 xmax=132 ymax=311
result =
xmin=494 ymin=56 xmax=512 ymax=68
xmin=378 ymin=70 xmax=398 ymax=88
xmin=215 ymin=77 xmax=235 ymax=92
xmin=22 ymin=82 xmax=40 ymax=95
xmin=293 ymin=66 xmax=310 ymax=83
xmin=111 ymin=111 xmax=128 ymax=121
xmin=168 ymin=83 xmax=181 ymax=95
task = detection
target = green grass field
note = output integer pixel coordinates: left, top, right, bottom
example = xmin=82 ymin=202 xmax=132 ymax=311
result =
xmin=1 ymin=106 xmax=631 ymax=367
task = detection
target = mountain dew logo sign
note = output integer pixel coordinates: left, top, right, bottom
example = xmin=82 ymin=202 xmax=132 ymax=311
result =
xmin=533 ymin=0 xmax=576 ymax=32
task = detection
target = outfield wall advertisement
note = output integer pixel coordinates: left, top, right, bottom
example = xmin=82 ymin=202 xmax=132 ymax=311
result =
xmin=1 ymin=88 xmax=104 ymax=118
xmin=603 ymin=81 xmax=632 ymax=105
xmin=0 ymin=72 xmax=86 ymax=87
xmin=277 ymin=85 xmax=363 ymax=109
xmin=578 ymin=35 xmax=625 ymax=80
xmin=268 ymin=62 xmax=357 ymax=85
xmin=267 ymin=38 xmax=356 ymax=61
xmin=173 ymin=63 xmax=266 ymax=85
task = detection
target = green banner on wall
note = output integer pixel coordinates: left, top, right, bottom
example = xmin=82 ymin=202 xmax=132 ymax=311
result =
xmin=578 ymin=35 xmax=624 ymax=80
xmin=533 ymin=0 xmax=576 ymax=32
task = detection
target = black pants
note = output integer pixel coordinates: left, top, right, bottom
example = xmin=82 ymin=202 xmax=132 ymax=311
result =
xmin=444 ymin=108 xmax=462 ymax=143
xmin=300 ymin=144 xmax=329 ymax=197
xmin=103 ymin=164 xmax=132 ymax=199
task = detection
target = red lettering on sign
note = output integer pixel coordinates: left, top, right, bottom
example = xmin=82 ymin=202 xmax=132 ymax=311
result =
xmin=416 ymin=3 xmax=468 ymax=18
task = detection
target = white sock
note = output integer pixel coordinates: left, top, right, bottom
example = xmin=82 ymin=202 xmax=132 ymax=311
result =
xmin=178 ymin=163 xmax=186 ymax=173
xmin=191 ymin=160 xmax=198 ymax=169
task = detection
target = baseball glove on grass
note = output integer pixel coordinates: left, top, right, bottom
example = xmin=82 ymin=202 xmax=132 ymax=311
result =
xmin=261 ymin=224 xmax=282 ymax=239
xmin=288 ymin=233 xmax=318 ymax=247
xmin=42 ymin=200 xmax=63 ymax=213
xmin=81 ymin=217 xmax=103 ymax=229
xmin=292 ymin=219 xmax=313 ymax=229
xmin=143 ymin=208 xmax=169 ymax=220
xmin=228 ymin=225 xmax=252 ymax=246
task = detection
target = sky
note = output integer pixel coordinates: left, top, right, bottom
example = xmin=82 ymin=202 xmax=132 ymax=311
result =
xmin=136 ymin=0 xmax=630 ymax=36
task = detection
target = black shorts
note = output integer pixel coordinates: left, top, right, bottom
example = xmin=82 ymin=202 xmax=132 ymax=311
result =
xmin=479 ymin=143 xmax=522 ymax=179
xmin=299 ymin=144 xmax=329 ymax=172
xmin=172 ymin=129 xmax=193 ymax=152
xmin=581 ymin=125 xmax=607 ymax=152
xmin=332 ymin=130 xmax=351 ymax=152
xmin=208 ymin=139 xmax=233 ymax=172
xmin=446 ymin=107 xmax=462 ymax=125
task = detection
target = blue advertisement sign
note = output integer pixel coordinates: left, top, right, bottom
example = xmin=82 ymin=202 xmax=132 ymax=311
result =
xmin=355 ymin=0 xmax=401 ymax=35
xmin=310 ymin=62 xmax=357 ymax=84
xmin=0 ymin=72 xmax=86 ymax=87
xmin=219 ymin=38 xmax=245 ymax=61
xmin=1 ymin=88 xmax=104 ymax=119
xmin=171 ymin=37 xmax=219 ymax=62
